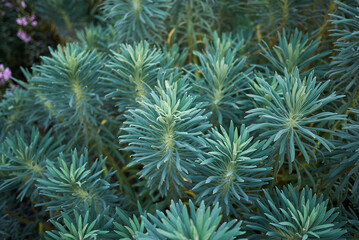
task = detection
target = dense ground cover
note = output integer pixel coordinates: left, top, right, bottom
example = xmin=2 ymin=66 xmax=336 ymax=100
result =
xmin=0 ymin=0 xmax=359 ymax=239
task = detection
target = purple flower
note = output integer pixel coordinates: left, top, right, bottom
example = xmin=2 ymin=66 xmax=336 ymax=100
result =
xmin=20 ymin=1 xmax=26 ymax=8
xmin=17 ymin=29 xmax=31 ymax=42
xmin=3 ymin=68 xmax=11 ymax=81
xmin=16 ymin=17 xmax=29 ymax=26
xmin=0 ymin=64 xmax=12 ymax=85
xmin=16 ymin=17 xmax=22 ymax=25
xmin=31 ymin=20 xmax=37 ymax=26
xmin=5 ymin=2 xmax=12 ymax=8
xmin=29 ymin=14 xmax=35 ymax=21
xmin=21 ymin=16 xmax=28 ymax=25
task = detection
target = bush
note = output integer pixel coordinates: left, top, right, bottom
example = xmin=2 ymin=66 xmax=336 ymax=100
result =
xmin=0 ymin=0 xmax=358 ymax=239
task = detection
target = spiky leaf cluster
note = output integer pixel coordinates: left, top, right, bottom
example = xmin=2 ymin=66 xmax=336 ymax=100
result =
xmin=138 ymin=200 xmax=245 ymax=240
xmin=325 ymin=108 xmax=359 ymax=200
xmin=103 ymin=0 xmax=170 ymax=43
xmin=247 ymin=69 xmax=344 ymax=178
xmin=249 ymin=0 xmax=312 ymax=36
xmin=31 ymin=43 xmax=117 ymax=149
xmin=260 ymin=28 xmax=330 ymax=75
xmin=76 ymin=24 xmax=113 ymax=52
xmin=113 ymin=207 xmax=145 ymax=239
xmin=103 ymin=41 xmax=170 ymax=112
xmin=121 ymin=77 xmax=211 ymax=198
xmin=194 ymin=32 xmax=251 ymax=125
xmin=2 ymin=1 xmax=359 ymax=239
xmin=0 ymin=86 xmax=52 ymax=137
xmin=329 ymin=0 xmax=359 ymax=91
xmin=37 ymin=149 xmax=119 ymax=213
xmin=193 ymin=122 xmax=271 ymax=216
xmin=47 ymin=200 xmax=146 ymax=239
xmin=0 ymin=128 xmax=63 ymax=201
xmin=168 ymin=0 xmax=218 ymax=55
xmin=246 ymin=185 xmax=346 ymax=239
xmin=46 ymin=203 xmax=115 ymax=240
xmin=35 ymin=0 xmax=92 ymax=39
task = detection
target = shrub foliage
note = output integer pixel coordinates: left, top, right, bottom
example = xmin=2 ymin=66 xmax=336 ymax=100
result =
xmin=1 ymin=0 xmax=359 ymax=239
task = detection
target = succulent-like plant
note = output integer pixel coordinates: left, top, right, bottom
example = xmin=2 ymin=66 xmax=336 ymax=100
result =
xmin=249 ymin=0 xmax=312 ymax=35
xmin=325 ymin=108 xmax=359 ymax=200
xmin=103 ymin=0 xmax=170 ymax=43
xmin=121 ymin=77 xmax=211 ymax=198
xmin=76 ymin=24 xmax=113 ymax=52
xmin=36 ymin=0 xmax=92 ymax=39
xmin=194 ymin=32 xmax=251 ymax=125
xmin=113 ymin=207 xmax=146 ymax=239
xmin=246 ymin=185 xmax=346 ymax=239
xmin=103 ymin=41 xmax=170 ymax=112
xmin=37 ymin=149 xmax=119 ymax=213
xmin=0 ymin=128 xmax=63 ymax=201
xmin=46 ymin=203 xmax=115 ymax=240
xmin=329 ymin=0 xmax=359 ymax=91
xmin=138 ymin=200 xmax=246 ymax=240
xmin=247 ymin=69 xmax=344 ymax=181
xmin=0 ymin=86 xmax=52 ymax=137
xmin=260 ymin=28 xmax=330 ymax=75
xmin=31 ymin=43 xmax=117 ymax=151
xmin=2 ymin=1 xmax=359 ymax=239
xmin=193 ymin=121 xmax=271 ymax=216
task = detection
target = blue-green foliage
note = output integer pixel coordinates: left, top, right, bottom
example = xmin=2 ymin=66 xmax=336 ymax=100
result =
xmin=260 ymin=28 xmax=330 ymax=75
xmin=193 ymin=121 xmax=271 ymax=216
xmin=31 ymin=43 xmax=118 ymax=153
xmin=1 ymin=0 xmax=358 ymax=239
xmin=138 ymin=200 xmax=245 ymax=240
xmin=46 ymin=203 xmax=115 ymax=240
xmin=36 ymin=0 xmax=93 ymax=39
xmin=0 ymin=128 xmax=63 ymax=201
xmin=329 ymin=0 xmax=359 ymax=91
xmin=37 ymin=149 xmax=119 ymax=213
xmin=247 ymin=69 xmax=344 ymax=181
xmin=76 ymin=24 xmax=114 ymax=52
xmin=194 ymin=32 xmax=251 ymax=125
xmin=121 ymin=77 xmax=211 ymax=198
xmin=0 ymin=83 xmax=52 ymax=137
xmin=246 ymin=185 xmax=346 ymax=239
xmin=326 ymin=108 xmax=359 ymax=201
xmin=103 ymin=41 xmax=170 ymax=112
xmin=103 ymin=0 xmax=170 ymax=44
xmin=113 ymin=207 xmax=146 ymax=239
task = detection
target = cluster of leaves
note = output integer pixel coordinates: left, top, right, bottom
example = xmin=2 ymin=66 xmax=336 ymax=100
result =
xmin=1 ymin=0 xmax=359 ymax=239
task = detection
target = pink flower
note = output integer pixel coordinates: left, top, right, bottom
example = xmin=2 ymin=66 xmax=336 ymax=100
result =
xmin=5 ymin=2 xmax=12 ymax=8
xmin=3 ymin=68 xmax=11 ymax=81
xmin=16 ymin=17 xmax=23 ymax=25
xmin=17 ymin=29 xmax=31 ymax=42
xmin=16 ymin=17 xmax=29 ymax=26
xmin=31 ymin=20 xmax=37 ymax=26
xmin=21 ymin=16 xmax=28 ymax=25
xmin=0 ymin=64 xmax=12 ymax=85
